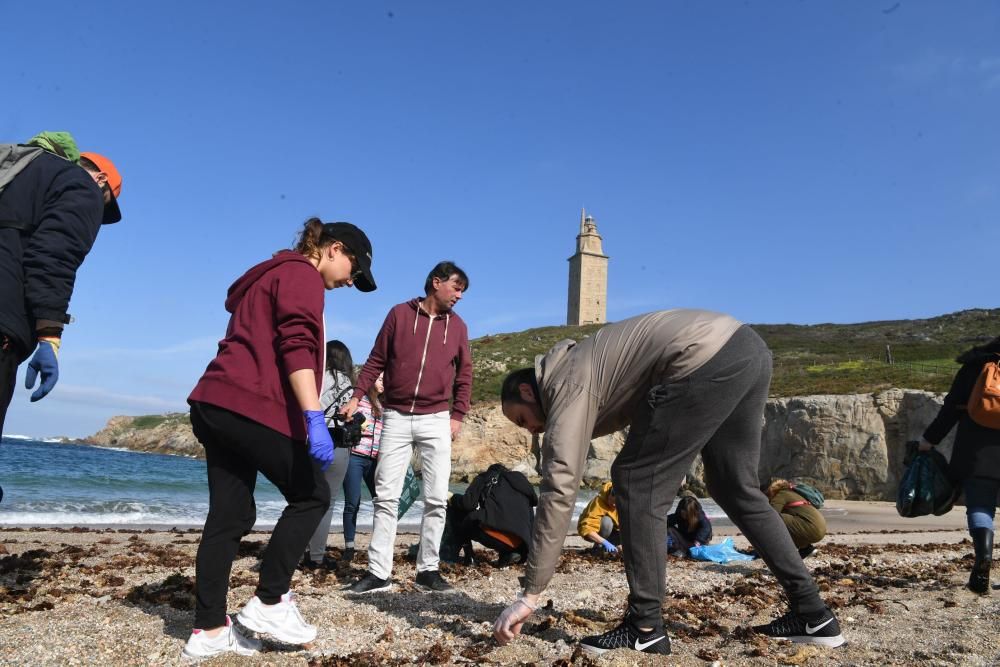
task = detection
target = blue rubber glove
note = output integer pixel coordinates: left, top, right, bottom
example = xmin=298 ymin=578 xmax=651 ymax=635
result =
xmin=304 ymin=410 xmax=334 ymax=471
xmin=25 ymin=338 xmax=60 ymax=402
xmin=600 ymin=540 xmax=618 ymax=553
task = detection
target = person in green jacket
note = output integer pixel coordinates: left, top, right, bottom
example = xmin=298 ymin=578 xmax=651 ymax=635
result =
xmin=763 ymin=479 xmax=826 ymax=559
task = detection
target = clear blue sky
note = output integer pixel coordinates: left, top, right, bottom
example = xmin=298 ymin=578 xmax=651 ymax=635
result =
xmin=3 ymin=1 xmax=998 ymax=438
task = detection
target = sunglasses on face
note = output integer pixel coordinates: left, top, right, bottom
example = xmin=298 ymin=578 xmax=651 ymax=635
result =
xmin=343 ymin=250 xmax=364 ymax=282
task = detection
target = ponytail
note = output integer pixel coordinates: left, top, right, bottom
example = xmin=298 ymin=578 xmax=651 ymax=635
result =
xmin=293 ymin=217 xmax=336 ymax=260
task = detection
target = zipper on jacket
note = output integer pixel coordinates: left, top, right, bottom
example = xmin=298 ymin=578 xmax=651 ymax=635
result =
xmin=411 ymin=307 xmax=436 ymax=411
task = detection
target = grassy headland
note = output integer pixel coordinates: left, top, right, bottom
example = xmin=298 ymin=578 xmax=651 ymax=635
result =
xmin=119 ymin=308 xmax=999 ymax=431
xmin=469 ymin=308 xmax=1000 ymax=402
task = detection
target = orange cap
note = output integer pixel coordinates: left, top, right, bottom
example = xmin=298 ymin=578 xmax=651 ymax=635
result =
xmin=79 ymin=152 xmax=122 ymax=223
xmin=80 ymin=152 xmax=122 ymax=197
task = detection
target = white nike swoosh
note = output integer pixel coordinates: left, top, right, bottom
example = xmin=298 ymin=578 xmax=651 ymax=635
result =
xmin=634 ymin=635 xmax=665 ymax=651
xmin=805 ymin=618 xmax=834 ymax=634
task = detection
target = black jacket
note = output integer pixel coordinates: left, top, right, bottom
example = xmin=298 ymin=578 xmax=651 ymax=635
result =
xmin=924 ymin=349 xmax=1000 ymax=482
xmin=667 ymin=506 xmax=713 ymax=545
xmin=0 ymin=153 xmax=103 ymax=360
xmin=454 ymin=464 xmax=538 ymax=546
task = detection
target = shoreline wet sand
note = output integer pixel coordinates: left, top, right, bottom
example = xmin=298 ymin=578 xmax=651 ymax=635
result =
xmin=1 ymin=501 xmax=996 ymax=666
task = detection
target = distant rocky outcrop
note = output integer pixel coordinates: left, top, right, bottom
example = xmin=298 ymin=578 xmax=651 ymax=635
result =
xmin=81 ymin=413 xmax=200 ymax=458
xmin=81 ymin=389 xmax=949 ymax=501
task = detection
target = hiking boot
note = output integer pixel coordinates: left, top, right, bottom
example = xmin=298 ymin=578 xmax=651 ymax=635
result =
xmin=345 ymin=572 xmax=393 ymax=595
xmin=753 ymin=607 xmax=845 ymax=647
xmin=580 ymin=615 xmax=670 ymax=655
xmin=969 ymin=560 xmax=991 ymax=595
xmin=414 ymin=569 xmax=455 ymax=592
xmin=182 ymin=616 xmax=260 ymax=661
xmin=236 ymin=591 xmax=316 ymax=645
xmin=968 ymin=528 xmax=993 ymax=595
xmin=798 ymin=545 xmax=816 ymax=559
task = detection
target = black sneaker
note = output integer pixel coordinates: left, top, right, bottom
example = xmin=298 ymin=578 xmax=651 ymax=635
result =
xmin=414 ymin=570 xmax=455 ymax=592
xmin=300 ymin=556 xmax=320 ymax=570
xmin=753 ymin=607 xmax=845 ymax=648
xmin=345 ymin=572 xmax=393 ymax=595
xmin=495 ymin=551 xmax=522 ymax=568
xmin=580 ymin=617 xmax=670 ymax=655
xmin=341 ymin=547 xmax=356 ymax=563
xmin=798 ymin=545 xmax=816 ymax=559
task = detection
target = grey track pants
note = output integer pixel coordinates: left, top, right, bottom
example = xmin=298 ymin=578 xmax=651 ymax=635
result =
xmin=611 ymin=325 xmax=823 ymax=628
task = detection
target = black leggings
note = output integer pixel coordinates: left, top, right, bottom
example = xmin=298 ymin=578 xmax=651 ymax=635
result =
xmin=190 ymin=401 xmax=330 ymax=629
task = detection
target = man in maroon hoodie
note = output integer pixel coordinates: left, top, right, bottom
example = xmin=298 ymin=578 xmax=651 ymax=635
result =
xmin=344 ymin=261 xmax=472 ymax=594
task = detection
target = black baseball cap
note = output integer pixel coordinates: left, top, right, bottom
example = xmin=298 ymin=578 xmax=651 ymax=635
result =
xmin=322 ymin=222 xmax=376 ymax=292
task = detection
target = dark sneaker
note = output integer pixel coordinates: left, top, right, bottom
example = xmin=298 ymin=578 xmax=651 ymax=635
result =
xmin=798 ymin=545 xmax=816 ymax=559
xmin=414 ymin=570 xmax=455 ymax=592
xmin=340 ymin=547 xmax=356 ymax=563
xmin=495 ymin=551 xmax=522 ymax=568
xmin=345 ymin=572 xmax=393 ymax=595
xmin=301 ymin=555 xmax=337 ymax=570
xmin=580 ymin=617 xmax=670 ymax=655
xmin=753 ymin=607 xmax=845 ymax=648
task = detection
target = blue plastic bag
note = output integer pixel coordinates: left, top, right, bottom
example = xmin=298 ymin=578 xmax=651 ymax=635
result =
xmin=688 ymin=537 xmax=754 ymax=564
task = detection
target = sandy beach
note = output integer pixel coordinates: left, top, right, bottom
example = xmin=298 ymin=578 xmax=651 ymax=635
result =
xmin=1 ymin=500 xmax=997 ymax=666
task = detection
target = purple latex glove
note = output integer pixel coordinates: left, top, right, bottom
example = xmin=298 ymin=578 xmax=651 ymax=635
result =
xmin=304 ymin=410 xmax=334 ymax=470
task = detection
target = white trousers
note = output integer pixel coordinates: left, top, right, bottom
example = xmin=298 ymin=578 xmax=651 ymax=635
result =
xmin=367 ymin=409 xmax=451 ymax=578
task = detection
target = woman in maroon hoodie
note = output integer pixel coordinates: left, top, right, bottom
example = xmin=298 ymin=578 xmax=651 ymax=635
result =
xmin=181 ymin=218 xmax=376 ymax=661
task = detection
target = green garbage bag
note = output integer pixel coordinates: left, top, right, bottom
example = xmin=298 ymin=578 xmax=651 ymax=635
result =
xmin=896 ymin=442 xmax=958 ymax=518
xmin=397 ymin=465 xmax=422 ymax=519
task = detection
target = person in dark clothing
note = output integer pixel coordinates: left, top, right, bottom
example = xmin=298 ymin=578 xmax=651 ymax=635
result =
xmin=0 ymin=145 xmax=123 ymax=504
xmin=919 ymin=336 xmax=1000 ymax=595
xmin=448 ymin=464 xmax=538 ymax=567
xmin=181 ymin=218 xmax=376 ymax=661
xmin=666 ymin=495 xmax=713 ymax=557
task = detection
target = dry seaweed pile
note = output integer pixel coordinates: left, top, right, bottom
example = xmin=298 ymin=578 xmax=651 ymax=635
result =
xmin=0 ymin=528 xmax=988 ymax=665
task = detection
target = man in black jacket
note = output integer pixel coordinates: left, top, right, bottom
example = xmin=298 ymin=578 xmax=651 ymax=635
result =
xmin=0 ymin=148 xmax=124 ymax=443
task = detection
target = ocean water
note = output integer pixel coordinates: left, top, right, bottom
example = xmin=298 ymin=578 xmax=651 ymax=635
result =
xmin=0 ymin=436 xmax=724 ymax=529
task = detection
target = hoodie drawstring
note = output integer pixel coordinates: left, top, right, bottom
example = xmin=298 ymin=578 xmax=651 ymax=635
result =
xmin=411 ymin=301 xmax=435 ymax=412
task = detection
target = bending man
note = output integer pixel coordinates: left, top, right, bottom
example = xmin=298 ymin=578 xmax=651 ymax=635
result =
xmin=492 ymin=309 xmax=844 ymax=656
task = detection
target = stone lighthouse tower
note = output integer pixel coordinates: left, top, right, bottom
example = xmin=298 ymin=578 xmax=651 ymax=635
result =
xmin=566 ymin=208 xmax=608 ymax=326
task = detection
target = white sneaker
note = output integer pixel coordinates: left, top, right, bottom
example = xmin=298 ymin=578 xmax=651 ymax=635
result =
xmin=182 ymin=615 xmax=260 ymax=661
xmin=236 ymin=591 xmax=317 ymax=644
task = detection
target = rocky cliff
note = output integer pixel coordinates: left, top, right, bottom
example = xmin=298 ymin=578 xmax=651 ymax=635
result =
xmin=82 ymin=389 xmax=951 ymax=500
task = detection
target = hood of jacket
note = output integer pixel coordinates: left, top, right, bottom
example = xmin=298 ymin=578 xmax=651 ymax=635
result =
xmin=405 ymin=297 xmax=458 ymax=344
xmin=225 ymin=251 xmax=313 ymax=313
xmin=597 ymin=481 xmax=614 ymax=503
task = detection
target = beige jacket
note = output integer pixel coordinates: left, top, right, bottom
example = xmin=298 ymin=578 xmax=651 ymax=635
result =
xmin=524 ymin=309 xmax=742 ymax=594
